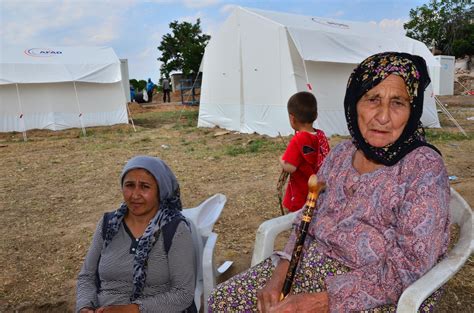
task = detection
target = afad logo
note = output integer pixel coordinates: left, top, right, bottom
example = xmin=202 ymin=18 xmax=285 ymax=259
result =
xmin=311 ymin=18 xmax=349 ymax=29
xmin=24 ymin=48 xmax=63 ymax=57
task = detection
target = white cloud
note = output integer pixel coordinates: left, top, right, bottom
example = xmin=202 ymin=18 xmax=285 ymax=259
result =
xmin=148 ymin=0 xmax=219 ymax=8
xmin=81 ymin=15 xmax=123 ymax=44
xmin=219 ymin=4 xmax=237 ymax=14
xmin=177 ymin=11 xmax=205 ymax=23
xmin=183 ymin=0 xmax=220 ymax=9
xmin=138 ymin=47 xmax=153 ymax=58
xmin=1 ymin=0 xmax=87 ymax=44
xmin=329 ymin=10 xmax=345 ymax=18
xmin=378 ymin=18 xmax=407 ymax=35
xmin=1 ymin=0 xmax=134 ymax=45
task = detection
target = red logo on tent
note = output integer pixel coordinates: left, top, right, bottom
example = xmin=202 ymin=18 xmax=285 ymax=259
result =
xmin=24 ymin=48 xmax=63 ymax=57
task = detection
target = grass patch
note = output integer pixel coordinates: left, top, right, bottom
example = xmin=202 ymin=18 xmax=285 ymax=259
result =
xmin=133 ymin=110 xmax=199 ymax=129
xmin=425 ymin=129 xmax=472 ymax=142
xmin=224 ymin=138 xmax=285 ymax=156
xmin=225 ymin=145 xmax=247 ymax=156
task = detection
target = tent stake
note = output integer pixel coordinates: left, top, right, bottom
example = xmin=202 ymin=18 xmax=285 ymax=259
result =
xmin=15 ymin=84 xmax=27 ymax=141
xmin=73 ymin=82 xmax=87 ymax=137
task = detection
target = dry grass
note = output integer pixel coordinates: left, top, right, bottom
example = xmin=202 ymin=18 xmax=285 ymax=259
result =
xmin=0 ymin=102 xmax=472 ymax=312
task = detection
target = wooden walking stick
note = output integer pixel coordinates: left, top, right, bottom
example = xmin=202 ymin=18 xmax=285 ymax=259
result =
xmin=277 ymin=170 xmax=289 ymax=216
xmin=280 ymin=174 xmax=326 ymax=300
xmin=276 ymin=132 xmax=289 ymax=216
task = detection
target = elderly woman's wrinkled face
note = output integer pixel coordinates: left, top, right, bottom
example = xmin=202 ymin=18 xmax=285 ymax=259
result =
xmin=122 ymin=169 xmax=159 ymax=218
xmin=356 ymin=74 xmax=411 ymax=148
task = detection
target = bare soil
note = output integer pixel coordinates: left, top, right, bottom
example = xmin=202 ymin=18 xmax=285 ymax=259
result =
xmin=1 ymin=98 xmax=473 ymax=312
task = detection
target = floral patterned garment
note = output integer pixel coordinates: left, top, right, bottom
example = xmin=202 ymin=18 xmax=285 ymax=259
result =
xmin=207 ymin=241 xmax=443 ymax=312
xmin=282 ymin=140 xmax=450 ymax=312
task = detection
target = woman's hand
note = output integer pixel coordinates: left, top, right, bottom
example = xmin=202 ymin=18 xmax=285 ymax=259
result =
xmin=268 ymin=292 xmax=329 ymax=313
xmin=257 ymin=259 xmax=289 ymax=313
xmin=79 ymin=308 xmax=95 ymax=313
xmin=95 ymin=304 xmax=139 ymax=313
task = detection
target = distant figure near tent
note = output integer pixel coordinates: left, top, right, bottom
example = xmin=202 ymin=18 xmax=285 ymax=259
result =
xmin=130 ymin=85 xmax=136 ymax=102
xmin=162 ymin=77 xmax=171 ymax=103
xmin=146 ymin=78 xmax=155 ymax=103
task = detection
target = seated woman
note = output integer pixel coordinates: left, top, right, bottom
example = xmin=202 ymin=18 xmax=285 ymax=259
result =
xmin=208 ymin=52 xmax=450 ymax=312
xmin=76 ymin=156 xmax=196 ymax=313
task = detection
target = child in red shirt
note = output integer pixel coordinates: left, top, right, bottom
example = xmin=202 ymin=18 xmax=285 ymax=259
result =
xmin=280 ymin=91 xmax=330 ymax=212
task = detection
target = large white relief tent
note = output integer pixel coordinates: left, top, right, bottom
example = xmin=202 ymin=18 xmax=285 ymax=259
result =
xmin=198 ymin=7 xmax=441 ymax=137
xmin=0 ymin=46 xmax=128 ymax=132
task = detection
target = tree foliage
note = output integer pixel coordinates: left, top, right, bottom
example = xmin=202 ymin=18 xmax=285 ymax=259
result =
xmin=404 ymin=0 xmax=473 ymax=57
xmin=129 ymin=79 xmax=147 ymax=91
xmin=158 ymin=19 xmax=210 ymax=79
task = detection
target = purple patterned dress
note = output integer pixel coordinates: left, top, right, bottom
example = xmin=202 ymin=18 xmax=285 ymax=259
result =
xmin=208 ymin=140 xmax=450 ymax=312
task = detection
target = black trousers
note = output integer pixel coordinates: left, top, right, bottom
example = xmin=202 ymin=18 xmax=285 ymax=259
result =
xmin=147 ymin=90 xmax=153 ymax=102
xmin=163 ymin=89 xmax=171 ymax=102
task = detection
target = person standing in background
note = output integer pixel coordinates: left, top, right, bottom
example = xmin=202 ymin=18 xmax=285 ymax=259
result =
xmin=162 ymin=77 xmax=171 ymax=103
xmin=146 ymin=78 xmax=155 ymax=103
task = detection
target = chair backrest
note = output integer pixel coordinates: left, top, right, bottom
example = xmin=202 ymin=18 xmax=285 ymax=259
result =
xmin=185 ymin=218 xmax=204 ymax=311
xmin=182 ymin=193 xmax=227 ymax=311
xmin=182 ymin=193 xmax=226 ymax=236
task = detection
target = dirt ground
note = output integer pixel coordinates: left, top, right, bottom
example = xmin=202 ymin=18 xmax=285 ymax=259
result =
xmin=0 ymin=95 xmax=473 ymax=312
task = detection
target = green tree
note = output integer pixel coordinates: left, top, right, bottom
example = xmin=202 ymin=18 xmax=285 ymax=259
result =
xmin=157 ymin=19 xmax=210 ymax=79
xmin=404 ymin=0 xmax=473 ymax=57
xmin=129 ymin=79 xmax=138 ymax=90
xmin=137 ymin=80 xmax=147 ymax=91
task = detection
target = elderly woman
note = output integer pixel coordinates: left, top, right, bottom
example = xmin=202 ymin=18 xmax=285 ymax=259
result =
xmin=76 ymin=156 xmax=196 ymax=313
xmin=208 ymin=52 xmax=450 ymax=312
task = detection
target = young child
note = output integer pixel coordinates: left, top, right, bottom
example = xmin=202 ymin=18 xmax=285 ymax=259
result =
xmin=280 ymin=91 xmax=330 ymax=212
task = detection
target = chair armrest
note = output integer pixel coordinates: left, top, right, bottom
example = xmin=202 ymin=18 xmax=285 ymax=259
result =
xmin=251 ymin=211 xmax=298 ymax=266
xmin=397 ymin=189 xmax=473 ymax=313
xmin=202 ymin=232 xmax=218 ymax=313
xmin=397 ymin=234 xmax=472 ymax=312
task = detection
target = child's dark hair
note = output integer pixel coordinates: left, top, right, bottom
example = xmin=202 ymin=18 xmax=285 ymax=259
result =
xmin=287 ymin=91 xmax=317 ymax=124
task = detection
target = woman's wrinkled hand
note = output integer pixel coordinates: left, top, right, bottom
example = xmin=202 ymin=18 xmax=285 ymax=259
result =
xmin=257 ymin=259 xmax=289 ymax=313
xmin=95 ymin=304 xmax=139 ymax=313
xmin=268 ymin=292 xmax=329 ymax=313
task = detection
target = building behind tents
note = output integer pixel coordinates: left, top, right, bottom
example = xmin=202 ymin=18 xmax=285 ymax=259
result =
xmin=198 ymin=7 xmax=441 ymax=137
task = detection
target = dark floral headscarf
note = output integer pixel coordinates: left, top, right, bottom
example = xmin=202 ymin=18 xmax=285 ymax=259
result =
xmin=344 ymin=52 xmax=440 ymax=166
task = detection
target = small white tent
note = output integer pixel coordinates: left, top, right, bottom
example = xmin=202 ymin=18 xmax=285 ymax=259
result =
xmin=198 ymin=7 xmax=441 ymax=137
xmin=0 ymin=46 xmax=128 ymax=132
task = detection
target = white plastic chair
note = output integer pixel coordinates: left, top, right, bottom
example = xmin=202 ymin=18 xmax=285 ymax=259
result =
xmin=251 ymin=188 xmax=473 ymax=312
xmin=182 ymin=193 xmax=233 ymax=312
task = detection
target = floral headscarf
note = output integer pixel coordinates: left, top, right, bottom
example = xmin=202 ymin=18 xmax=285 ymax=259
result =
xmin=344 ymin=52 xmax=440 ymax=166
xmin=103 ymin=156 xmax=185 ymax=301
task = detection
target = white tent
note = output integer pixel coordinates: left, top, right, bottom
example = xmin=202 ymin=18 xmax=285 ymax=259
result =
xmin=0 ymin=46 xmax=128 ymax=132
xmin=198 ymin=7 xmax=441 ymax=137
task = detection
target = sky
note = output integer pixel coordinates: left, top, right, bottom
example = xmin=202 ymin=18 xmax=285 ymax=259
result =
xmin=1 ymin=0 xmax=428 ymax=81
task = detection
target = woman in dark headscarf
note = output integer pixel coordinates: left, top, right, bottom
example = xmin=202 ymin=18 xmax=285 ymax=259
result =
xmin=76 ymin=156 xmax=196 ymax=313
xmin=208 ymin=52 xmax=450 ymax=312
